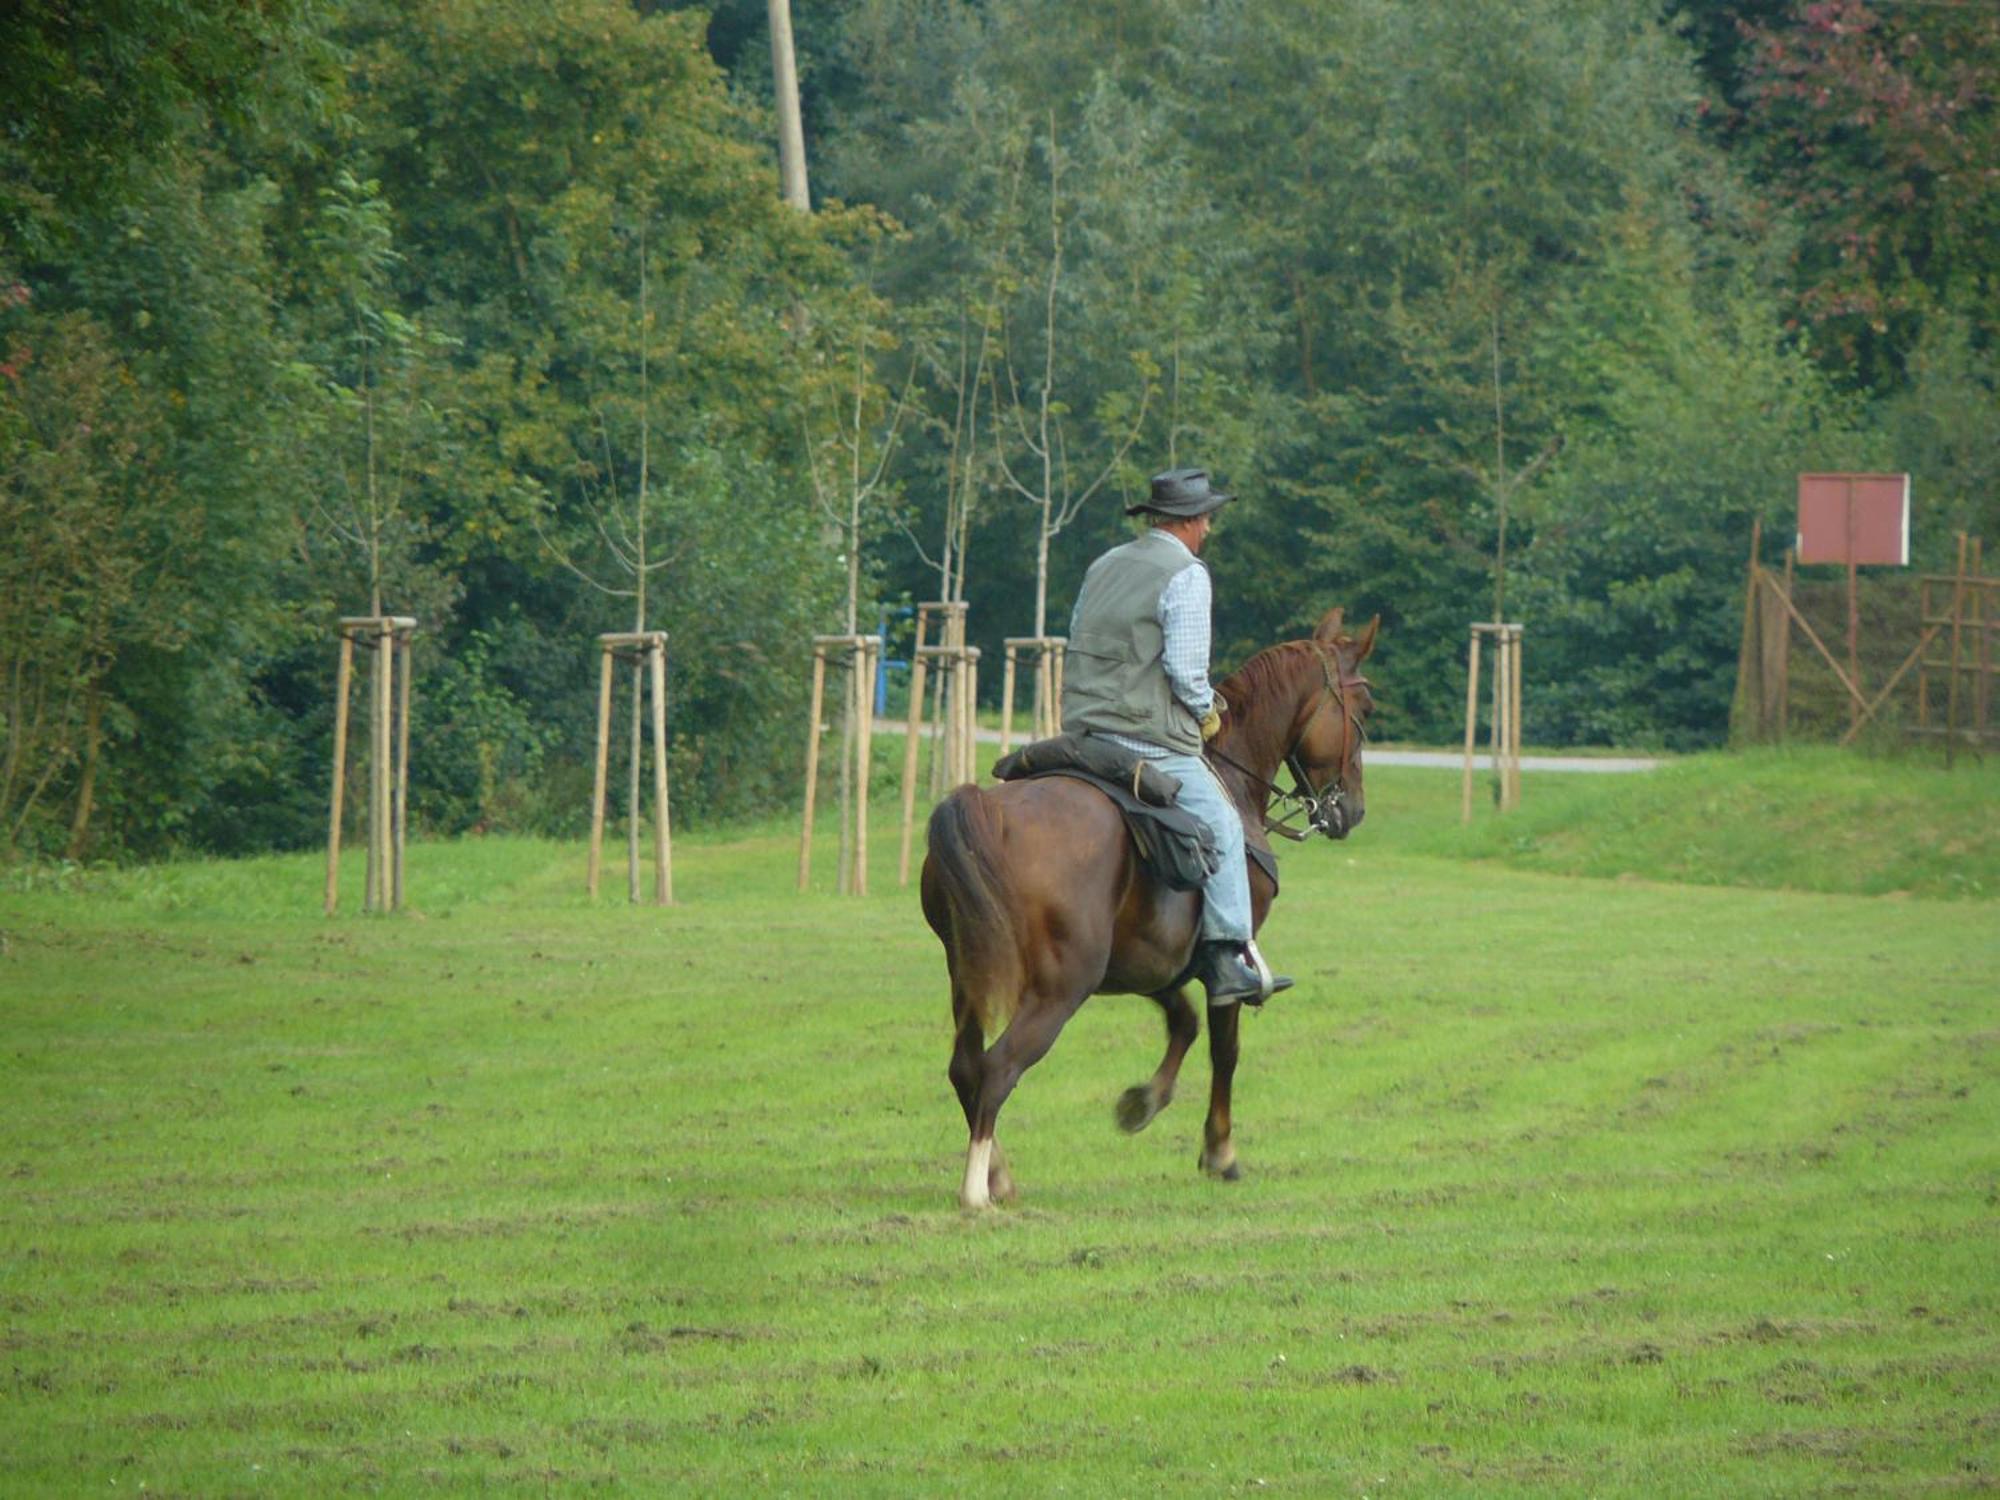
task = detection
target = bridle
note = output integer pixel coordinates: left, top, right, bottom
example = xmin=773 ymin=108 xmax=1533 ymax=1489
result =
xmin=1208 ymin=641 xmax=1369 ymax=842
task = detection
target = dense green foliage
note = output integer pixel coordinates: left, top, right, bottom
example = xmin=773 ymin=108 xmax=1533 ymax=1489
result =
xmin=3 ymin=0 xmax=1996 ymax=859
xmin=1 ymin=773 xmax=1993 ymax=1490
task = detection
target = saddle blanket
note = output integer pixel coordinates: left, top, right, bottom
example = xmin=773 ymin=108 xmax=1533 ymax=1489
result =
xmin=990 ymin=734 xmax=1219 ymax=892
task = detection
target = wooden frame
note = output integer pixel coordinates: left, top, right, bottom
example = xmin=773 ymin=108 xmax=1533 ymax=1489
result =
xmin=800 ymin=633 xmax=882 ymax=895
xmin=1461 ymin=622 xmax=1523 ymax=823
xmin=587 ymin=631 xmax=673 ymax=905
xmin=999 ymin=636 xmax=1066 ymax=756
xmin=896 ymin=602 xmax=980 ymax=886
xmin=1735 ymin=528 xmax=1993 ymax=756
xmin=325 ymin=616 xmax=416 ymax=916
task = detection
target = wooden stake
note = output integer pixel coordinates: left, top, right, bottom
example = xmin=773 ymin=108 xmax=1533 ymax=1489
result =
xmin=854 ymin=639 xmax=876 ymax=897
xmin=394 ymin=630 xmax=410 ymax=910
xmin=626 ymin=656 xmax=642 ymax=904
xmin=798 ymin=645 xmax=828 ymax=891
xmin=1778 ymin=550 xmax=1795 ymax=738
xmin=1974 ymin=539 xmax=1990 ymax=745
xmin=897 ymin=646 xmax=929 ymax=886
xmin=1947 ymin=533 xmax=1969 ymax=767
xmin=1509 ymin=626 xmax=1524 ymax=811
xmin=964 ymin=647 xmax=982 ymax=785
xmin=325 ymin=633 xmax=354 ymax=916
xmin=1000 ymin=642 xmax=1018 ymax=756
xmin=1460 ymin=628 xmax=1480 ymax=825
xmin=650 ymin=639 xmax=673 ymax=905
xmin=588 ymin=642 xmax=614 ymax=898
xmin=373 ymin=625 xmax=393 ymax=911
xmin=1489 ymin=626 xmax=1505 ymax=803
xmin=1733 ymin=519 xmax=1764 ymax=743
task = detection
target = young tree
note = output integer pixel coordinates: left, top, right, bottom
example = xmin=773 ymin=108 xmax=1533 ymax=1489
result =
xmin=291 ymin=170 xmax=454 ymax=619
xmin=987 ymin=111 xmax=1153 ymax=638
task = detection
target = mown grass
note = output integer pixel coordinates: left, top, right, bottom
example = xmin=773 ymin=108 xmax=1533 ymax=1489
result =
xmin=1411 ymin=746 xmax=2000 ymax=900
xmin=0 ymin=755 xmax=1994 ymax=1495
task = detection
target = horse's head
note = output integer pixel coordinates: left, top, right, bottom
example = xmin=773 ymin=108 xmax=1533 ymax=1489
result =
xmin=1288 ymin=606 xmax=1378 ymax=839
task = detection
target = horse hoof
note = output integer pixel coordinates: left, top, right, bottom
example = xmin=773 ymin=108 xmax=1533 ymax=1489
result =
xmin=1199 ymin=1153 xmax=1242 ymax=1182
xmin=1115 ymin=1085 xmax=1160 ymax=1134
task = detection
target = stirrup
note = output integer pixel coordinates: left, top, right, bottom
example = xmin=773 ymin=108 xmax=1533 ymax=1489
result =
xmin=1238 ymin=938 xmax=1294 ymax=1007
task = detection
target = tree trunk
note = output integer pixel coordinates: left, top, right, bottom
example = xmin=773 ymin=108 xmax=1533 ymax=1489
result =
xmin=768 ymin=0 xmax=811 ymax=212
xmin=64 ymin=684 xmax=103 ymax=862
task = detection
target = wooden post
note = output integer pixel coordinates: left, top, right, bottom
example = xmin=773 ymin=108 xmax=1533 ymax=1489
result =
xmin=1947 ymin=533 xmax=1969 ymax=768
xmin=324 ymin=632 xmax=355 ymax=915
xmin=798 ymin=642 xmax=829 ymax=891
xmin=328 ymin=616 xmax=417 ymax=915
xmin=1974 ymin=539 xmax=1990 ymax=745
xmin=1508 ymin=625 xmax=1524 ymax=811
xmin=394 ymin=627 xmax=411 ymax=910
xmin=855 ymin=636 xmax=877 ymax=897
xmin=1000 ymin=642 xmax=1019 ymax=756
xmin=588 ymin=643 xmax=615 ymax=898
xmin=584 ymin=632 xmax=672 ymax=902
xmin=1778 ymin=550 xmax=1795 ymax=738
xmin=1460 ymin=627 xmax=1481 ymax=826
xmin=1733 ymin=519 xmax=1764 ymax=743
xmin=650 ymin=639 xmax=673 ymax=906
xmin=897 ymin=643 xmax=930 ymax=886
xmin=1462 ymin=623 xmax=1523 ymax=820
xmin=1845 ymin=476 xmax=1862 ymax=736
xmin=373 ymin=625 xmax=394 ymax=909
xmin=801 ymin=635 xmax=877 ymax=895
xmin=963 ymin=646 xmax=982 ymax=784
xmin=1000 ymin=636 xmax=1066 ymax=751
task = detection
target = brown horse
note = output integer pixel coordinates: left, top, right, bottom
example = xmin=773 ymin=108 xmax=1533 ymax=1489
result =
xmin=921 ymin=606 xmax=1378 ymax=1209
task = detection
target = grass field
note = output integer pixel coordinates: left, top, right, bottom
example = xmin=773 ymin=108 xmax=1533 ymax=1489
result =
xmin=2 ymin=753 xmax=1995 ymax=1495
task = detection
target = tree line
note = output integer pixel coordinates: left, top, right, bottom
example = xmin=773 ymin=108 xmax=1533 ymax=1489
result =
xmin=3 ymin=0 xmax=1994 ymax=863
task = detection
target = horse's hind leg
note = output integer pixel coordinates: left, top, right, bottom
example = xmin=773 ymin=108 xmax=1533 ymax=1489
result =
xmin=949 ymin=989 xmax=1019 ymax=1208
xmin=960 ymin=992 xmax=1079 ymax=1210
xmin=1199 ymin=999 xmax=1243 ymax=1180
xmin=1117 ymin=986 xmax=1200 ymax=1134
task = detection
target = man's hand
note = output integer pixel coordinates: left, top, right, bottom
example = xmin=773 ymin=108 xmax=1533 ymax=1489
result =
xmin=1199 ymin=705 xmax=1224 ymax=742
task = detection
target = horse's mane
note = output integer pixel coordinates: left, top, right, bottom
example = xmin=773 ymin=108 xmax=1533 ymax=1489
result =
xmin=1214 ymin=639 xmax=1328 ymax=767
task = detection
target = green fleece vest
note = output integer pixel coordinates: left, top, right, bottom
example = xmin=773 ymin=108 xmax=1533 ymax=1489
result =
xmin=1060 ymin=528 xmax=1206 ymax=754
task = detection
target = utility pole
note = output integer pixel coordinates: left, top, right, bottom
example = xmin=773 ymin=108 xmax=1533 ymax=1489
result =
xmin=768 ymin=0 xmax=811 ymax=211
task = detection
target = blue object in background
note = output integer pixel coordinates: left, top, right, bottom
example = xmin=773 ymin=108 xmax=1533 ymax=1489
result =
xmin=877 ymin=605 xmax=912 ymax=716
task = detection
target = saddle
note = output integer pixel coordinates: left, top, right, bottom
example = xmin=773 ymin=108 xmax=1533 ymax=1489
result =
xmin=990 ymin=734 xmax=1219 ymax=892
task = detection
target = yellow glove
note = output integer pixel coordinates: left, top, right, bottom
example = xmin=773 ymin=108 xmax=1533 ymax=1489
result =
xmin=1199 ymin=706 xmax=1223 ymax=742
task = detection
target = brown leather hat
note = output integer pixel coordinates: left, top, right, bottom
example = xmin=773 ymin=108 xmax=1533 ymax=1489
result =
xmin=1128 ymin=467 xmax=1236 ymax=517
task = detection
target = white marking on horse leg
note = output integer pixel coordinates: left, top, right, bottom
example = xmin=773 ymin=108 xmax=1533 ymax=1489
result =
xmin=960 ymin=1136 xmax=994 ymax=1210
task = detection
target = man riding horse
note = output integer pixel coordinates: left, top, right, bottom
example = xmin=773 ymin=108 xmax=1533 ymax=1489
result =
xmin=1063 ymin=466 xmax=1292 ymax=1007
xmin=921 ymin=464 xmax=1375 ymax=1207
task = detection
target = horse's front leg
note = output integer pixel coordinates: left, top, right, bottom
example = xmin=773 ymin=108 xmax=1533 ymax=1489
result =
xmin=1117 ymin=985 xmax=1200 ymax=1134
xmin=1199 ymin=999 xmax=1242 ymax=1180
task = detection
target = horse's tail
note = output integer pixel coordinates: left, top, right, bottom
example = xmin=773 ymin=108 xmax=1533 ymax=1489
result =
xmin=925 ymin=786 xmax=1024 ymax=1041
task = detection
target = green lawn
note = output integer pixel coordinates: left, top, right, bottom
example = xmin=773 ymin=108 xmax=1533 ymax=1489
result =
xmin=1 ymin=756 xmax=1994 ymax=1495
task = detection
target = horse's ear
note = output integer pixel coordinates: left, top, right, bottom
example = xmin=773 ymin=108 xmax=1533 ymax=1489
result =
xmin=1313 ymin=607 xmax=1345 ymax=644
xmin=1353 ymin=613 xmax=1380 ymax=663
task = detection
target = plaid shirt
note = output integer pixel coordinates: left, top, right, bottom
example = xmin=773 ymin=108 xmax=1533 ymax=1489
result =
xmin=1083 ymin=529 xmax=1215 ymax=761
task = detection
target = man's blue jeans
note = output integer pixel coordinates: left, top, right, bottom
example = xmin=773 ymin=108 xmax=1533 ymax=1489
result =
xmin=1149 ymin=750 xmax=1251 ymax=944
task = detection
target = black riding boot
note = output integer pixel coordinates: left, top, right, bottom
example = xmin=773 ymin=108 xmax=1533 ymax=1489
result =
xmin=1197 ymin=939 xmax=1294 ymax=1006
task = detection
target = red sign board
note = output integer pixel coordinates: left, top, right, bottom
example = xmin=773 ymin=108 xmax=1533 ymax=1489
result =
xmin=1797 ymin=473 xmax=1909 ymax=566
